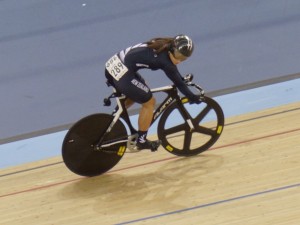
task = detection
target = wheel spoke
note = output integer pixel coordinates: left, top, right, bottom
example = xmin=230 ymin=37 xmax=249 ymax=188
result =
xmin=183 ymin=131 xmax=192 ymax=151
xmin=164 ymin=123 xmax=187 ymax=136
xmin=195 ymin=105 xmax=211 ymax=123
xmin=196 ymin=125 xmax=216 ymax=136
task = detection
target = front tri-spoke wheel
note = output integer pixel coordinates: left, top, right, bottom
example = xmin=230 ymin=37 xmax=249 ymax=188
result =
xmin=157 ymin=97 xmax=224 ymax=156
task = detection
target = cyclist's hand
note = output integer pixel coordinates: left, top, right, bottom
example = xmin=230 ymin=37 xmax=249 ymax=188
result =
xmin=182 ymin=73 xmax=194 ymax=83
xmin=189 ymin=94 xmax=202 ymax=104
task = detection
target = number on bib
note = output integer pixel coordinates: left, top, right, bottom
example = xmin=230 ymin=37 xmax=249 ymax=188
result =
xmin=105 ymin=55 xmax=128 ymax=81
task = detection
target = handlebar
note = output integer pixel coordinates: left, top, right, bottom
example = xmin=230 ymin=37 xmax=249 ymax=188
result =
xmin=183 ymin=74 xmax=205 ymax=96
xmin=183 ymin=73 xmax=194 ymax=82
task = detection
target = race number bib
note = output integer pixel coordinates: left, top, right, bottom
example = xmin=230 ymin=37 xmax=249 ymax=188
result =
xmin=105 ymin=55 xmax=128 ymax=81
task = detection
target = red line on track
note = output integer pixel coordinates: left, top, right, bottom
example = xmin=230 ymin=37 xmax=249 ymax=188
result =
xmin=212 ymin=127 xmax=300 ymax=150
xmin=1 ymin=127 xmax=299 ymax=199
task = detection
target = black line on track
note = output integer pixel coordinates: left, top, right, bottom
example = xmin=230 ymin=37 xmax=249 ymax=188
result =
xmin=0 ymin=162 xmax=63 ymax=178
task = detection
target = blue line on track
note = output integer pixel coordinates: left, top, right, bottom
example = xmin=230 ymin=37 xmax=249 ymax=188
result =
xmin=115 ymin=183 xmax=300 ymax=225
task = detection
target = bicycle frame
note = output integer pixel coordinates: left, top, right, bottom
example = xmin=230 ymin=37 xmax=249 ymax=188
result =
xmin=96 ymin=84 xmax=194 ymax=149
xmin=62 ymin=73 xmax=223 ymax=176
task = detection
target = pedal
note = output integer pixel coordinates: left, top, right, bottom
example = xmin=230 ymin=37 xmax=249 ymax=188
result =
xmin=150 ymin=140 xmax=161 ymax=152
xmin=127 ymin=135 xmax=161 ymax=152
xmin=127 ymin=134 xmax=139 ymax=153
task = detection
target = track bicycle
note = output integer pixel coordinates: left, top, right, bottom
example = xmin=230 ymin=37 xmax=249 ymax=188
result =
xmin=62 ymin=74 xmax=224 ymax=176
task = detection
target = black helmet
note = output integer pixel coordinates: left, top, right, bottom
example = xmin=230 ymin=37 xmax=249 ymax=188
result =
xmin=173 ymin=34 xmax=194 ymax=57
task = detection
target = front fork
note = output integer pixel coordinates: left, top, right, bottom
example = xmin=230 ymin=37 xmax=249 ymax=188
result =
xmin=176 ymin=97 xmax=195 ymax=132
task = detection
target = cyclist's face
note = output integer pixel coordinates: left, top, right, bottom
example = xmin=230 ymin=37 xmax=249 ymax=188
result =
xmin=169 ymin=50 xmax=187 ymax=65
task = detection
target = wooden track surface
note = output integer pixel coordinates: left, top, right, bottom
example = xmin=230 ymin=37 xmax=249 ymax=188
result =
xmin=1 ymin=102 xmax=300 ymax=225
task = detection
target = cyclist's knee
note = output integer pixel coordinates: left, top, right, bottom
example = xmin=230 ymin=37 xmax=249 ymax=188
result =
xmin=142 ymin=96 xmax=155 ymax=108
xmin=149 ymin=96 xmax=156 ymax=105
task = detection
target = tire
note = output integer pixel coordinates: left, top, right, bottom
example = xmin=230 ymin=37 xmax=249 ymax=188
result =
xmin=157 ymin=96 xmax=224 ymax=156
xmin=62 ymin=113 xmax=127 ymax=176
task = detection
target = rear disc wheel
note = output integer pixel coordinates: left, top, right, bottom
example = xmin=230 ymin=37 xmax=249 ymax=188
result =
xmin=62 ymin=113 xmax=127 ymax=176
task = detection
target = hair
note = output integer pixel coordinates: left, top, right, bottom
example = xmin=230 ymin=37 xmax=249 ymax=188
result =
xmin=146 ymin=37 xmax=174 ymax=54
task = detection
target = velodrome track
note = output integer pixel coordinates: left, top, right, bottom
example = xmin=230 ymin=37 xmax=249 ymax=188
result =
xmin=1 ymin=1 xmax=300 ymax=224
xmin=0 ymin=78 xmax=299 ymax=224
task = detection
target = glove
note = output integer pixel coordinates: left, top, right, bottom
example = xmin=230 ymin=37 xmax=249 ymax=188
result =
xmin=182 ymin=73 xmax=194 ymax=83
xmin=189 ymin=94 xmax=202 ymax=104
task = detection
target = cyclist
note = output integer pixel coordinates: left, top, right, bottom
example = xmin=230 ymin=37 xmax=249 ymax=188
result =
xmin=105 ymin=34 xmax=200 ymax=151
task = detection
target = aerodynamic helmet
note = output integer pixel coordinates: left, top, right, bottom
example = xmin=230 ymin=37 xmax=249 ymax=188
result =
xmin=172 ymin=34 xmax=194 ymax=57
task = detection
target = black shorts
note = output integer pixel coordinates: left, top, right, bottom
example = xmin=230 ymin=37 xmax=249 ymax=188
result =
xmin=105 ymin=69 xmax=152 ymax=104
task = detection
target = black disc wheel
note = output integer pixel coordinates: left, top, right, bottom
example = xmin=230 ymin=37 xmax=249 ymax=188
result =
xmin=157 ymin=97 xmax=224 ymax=156
xmin=62 ymin=113 xmax=127 ymax=176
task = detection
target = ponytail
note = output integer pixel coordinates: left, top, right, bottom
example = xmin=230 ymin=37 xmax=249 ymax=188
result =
xmin=146 ymin=37 xmax=174 ymax=54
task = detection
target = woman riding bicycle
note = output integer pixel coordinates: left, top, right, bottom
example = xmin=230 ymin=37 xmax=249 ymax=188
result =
xmin=105 ymin=34 xmax=199 ymax=150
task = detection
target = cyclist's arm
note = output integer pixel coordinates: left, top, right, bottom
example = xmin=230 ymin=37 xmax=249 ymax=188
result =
xmin=163 ymin=65 xmax=198 ymax=100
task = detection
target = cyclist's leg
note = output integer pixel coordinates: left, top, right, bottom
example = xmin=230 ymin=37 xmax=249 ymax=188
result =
xmin=114 ymin=72 xmax=154 ymax=132
xmin=105 ymin=69 xmax=152 ymax=107
xmin=126 ymin=77 xmax=159 ymax=150
xmin=107 ymin=70 xmax=159 ymax=150
xmin=139 ymin=97 xmax=155 ymax=131
xmin=125 ymin=98 xmax=135 ymax=109
xmin=133 ymin=72 xmax=155 ymax=131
